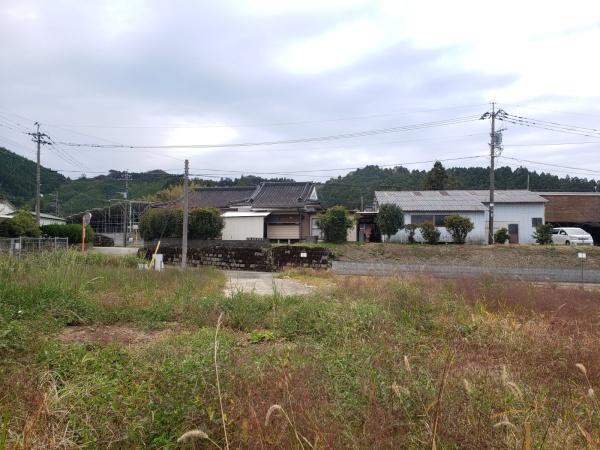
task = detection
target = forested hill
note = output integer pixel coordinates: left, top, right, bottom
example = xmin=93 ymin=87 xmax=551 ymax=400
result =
xmin=0 ymin=147 xmax=67 ymax=206
xmin=2 ymin=146 xmax=598 ymax=214
xmin=317 ymin=165 xmax=599 ymax=209
xmin=0 ymin=147 xmax=293 ymax=215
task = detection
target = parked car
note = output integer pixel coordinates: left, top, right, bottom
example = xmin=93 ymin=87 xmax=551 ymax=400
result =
xmin=552 ymin=227 xmax=594 ymax=246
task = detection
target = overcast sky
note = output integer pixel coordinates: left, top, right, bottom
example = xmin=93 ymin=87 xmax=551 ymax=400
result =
xmin=1 ymin=0 xmax=600 ymax=182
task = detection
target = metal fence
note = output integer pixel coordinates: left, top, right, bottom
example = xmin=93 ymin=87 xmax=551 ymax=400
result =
xmin=0 ymin=237 xmax=69 ymax=256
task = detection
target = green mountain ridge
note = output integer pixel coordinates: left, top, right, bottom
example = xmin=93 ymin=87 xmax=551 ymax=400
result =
xmin=1 ymin=147 xmax=598 ymax=215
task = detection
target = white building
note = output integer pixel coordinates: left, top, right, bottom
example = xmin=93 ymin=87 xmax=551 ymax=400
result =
xmin=221 ymin=211 xmax=270 ymax=240
xmin=374 ymin=190 xmax=547 ymax=244
xmin=0 ymin=198 xmax=65 ymax=225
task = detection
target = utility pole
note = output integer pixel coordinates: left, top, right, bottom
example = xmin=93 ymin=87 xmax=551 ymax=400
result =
xmin=121 ymin=171 xmax=130 ymax=247
xmin=182 ymin=159 xmax=189 ymax=268
xmin=27 ymin=123 xmax=51 ymax=225
xmin=480 ymin=104 xmax=506 ymax=244
xmin=526 ymin=171 xmax=530 ymax=191
xmin=54 ymin=191 xmax=59 ymax=216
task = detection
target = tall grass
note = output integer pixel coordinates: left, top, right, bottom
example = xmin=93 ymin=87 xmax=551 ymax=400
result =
xmin=2 ymin=253 xmax=600 ymax=448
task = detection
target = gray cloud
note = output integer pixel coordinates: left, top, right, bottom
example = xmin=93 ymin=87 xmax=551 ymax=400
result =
xmin=1 ymin=0 xmax=599 ymax=182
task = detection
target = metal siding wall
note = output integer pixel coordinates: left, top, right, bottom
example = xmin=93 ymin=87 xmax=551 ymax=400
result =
xmin=222 ymin=217 xmax=265 ymax=240
xmin=491 ymin=203 xmax=545 ymax=244
xmin=267 ymin=224 xmax=300 ymax=240
xmin=388 ymin=211 xmax=486 ymax=243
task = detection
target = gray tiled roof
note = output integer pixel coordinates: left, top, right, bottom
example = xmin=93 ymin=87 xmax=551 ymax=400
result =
xmin=232 ymin=182 xmax=320 ymax=209
xmin=375 ymin=190 xmax=546 ymax=212
xmin=188 ymin=186 xmax=256 ymax=209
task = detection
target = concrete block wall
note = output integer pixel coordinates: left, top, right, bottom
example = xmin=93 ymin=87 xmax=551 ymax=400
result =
xmin=139 ymin=241 xmax=332 ymax=271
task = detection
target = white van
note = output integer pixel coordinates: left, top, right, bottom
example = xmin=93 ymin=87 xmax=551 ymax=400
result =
xmin=551 ymin=227 xmax=594 ymax=246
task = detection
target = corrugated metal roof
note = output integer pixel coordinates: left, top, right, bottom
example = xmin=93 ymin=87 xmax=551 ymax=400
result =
xmin=374 ymin=190 xmax=546 ymax=212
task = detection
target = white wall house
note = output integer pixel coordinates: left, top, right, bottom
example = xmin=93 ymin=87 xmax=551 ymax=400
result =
xmin=221 ymin=211 xmax=270 ymax=240
xmin=0 ymin=198 xmax=16 ymax=218
xmin=0 ymin=198 xmax=66 ymax=226
xmin=374 ymin=190 xmax=547 ymax=244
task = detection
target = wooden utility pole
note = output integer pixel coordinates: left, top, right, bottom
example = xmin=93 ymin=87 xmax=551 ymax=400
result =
xmin=27 ymin=123 xmax=50 ymax=225
xmin=182 ymin=159 xmax=189 ymax=268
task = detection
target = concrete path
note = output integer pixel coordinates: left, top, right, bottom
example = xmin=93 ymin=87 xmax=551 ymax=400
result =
xmin=224 ymin=270 xmax=313 ymax=296
xmin=333 ymin=260 xmax=600 ymax=283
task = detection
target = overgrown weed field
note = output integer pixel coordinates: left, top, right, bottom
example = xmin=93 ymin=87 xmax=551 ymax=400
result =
xmin=1 ymin=252 xmax=600 ymax=449
xmin=333 ymin=242 xmax=600 ymax=269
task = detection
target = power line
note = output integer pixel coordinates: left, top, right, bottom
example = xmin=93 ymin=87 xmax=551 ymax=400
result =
xmin=499 ymin=114 xmax=600 ymax=139
xmin=497 ymin=155 xmax=600 ymax=175
xmin=53 ymin=115 xmax=481 ymax=149
xmin=33 ymin=103 xmax=488 ymax=129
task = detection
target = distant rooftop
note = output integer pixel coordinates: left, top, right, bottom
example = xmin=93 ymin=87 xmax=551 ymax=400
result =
xmin=375 ymin=190 xmax=546 ymax=212
xmin=231 ymin=182 xmax=321 ymax=209
xmin=188 ymin=186 xmax=257 ymax=209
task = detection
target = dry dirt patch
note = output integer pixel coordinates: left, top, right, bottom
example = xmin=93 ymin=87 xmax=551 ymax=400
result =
xmin=58 ymin=324 xmax=176 ymax=345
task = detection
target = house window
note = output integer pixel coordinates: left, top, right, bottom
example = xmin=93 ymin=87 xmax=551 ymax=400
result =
xmin=411 ymin=214 xmax=434 ymax=225
xmin=434 ymin=215 xmax=449 ymax=226
xmin=532 ymin=217 xmax=543 ymax=227
xmin=411 ymin=214 xmax=449 ymax=226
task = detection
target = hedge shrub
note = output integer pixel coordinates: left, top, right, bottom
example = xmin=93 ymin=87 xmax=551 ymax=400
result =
xmin=494 ymin=228 xmax=509 ymax=244
xmin=41 ymin=224 xmax=94 ymax=244
xmin=419 ymin=222 xmax=440 ymax=244
xmin=443 ymin=214 xmax=474 ymax=244
xmin=138 ymin=207 xmax=224 ymax=240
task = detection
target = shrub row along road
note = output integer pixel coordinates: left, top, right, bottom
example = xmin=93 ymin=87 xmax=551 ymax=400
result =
xmin=333 ymin=260 xmax=600 ymax=283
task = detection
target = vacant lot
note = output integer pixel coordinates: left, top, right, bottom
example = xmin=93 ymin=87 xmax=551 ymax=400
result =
xmin=2 ymin=252 xmax=600 ymax=448
xmin=334 ymin=242 xmax=600 ymax=269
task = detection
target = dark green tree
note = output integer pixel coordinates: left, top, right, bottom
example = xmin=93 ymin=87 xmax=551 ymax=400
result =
xmin=376 ymin=203 xmax=404 ymax=241
xmin=533 ymin=223 xmax=553 ymax=245
xmin=443 ymin=214 xmax=474 ymax=244
xmin=423 ymin=161 xmax=448 ymax=190
xmin=319 ymin=206 xmax=353 ymax=243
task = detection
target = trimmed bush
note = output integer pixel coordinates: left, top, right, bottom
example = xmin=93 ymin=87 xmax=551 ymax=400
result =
xmin=319 ymin=206 xmax=354 ymax=244
xmin=443 ymin=214 xmax=474 ymax=244
xmin=189 ymin=208 xmax=224 ymax=240
xmin=41 ymin=224 xmax=94 ymax=244
xmin=533 ymin=223 xmax=553 ymax=245
xmin=139 ymin=207 xmax=224 ymax=241
xmin=419 ymin=222 xmax=440 ymax=244
xmin=494 ymin=227 xmax=509 ymax=244
xmin=376 ymin=204 xmax=404 ymax=241
xmin=0 ymin=210 xmax=41 ymax=237
xmin=139 ymin=208 xmax=183 ymax=240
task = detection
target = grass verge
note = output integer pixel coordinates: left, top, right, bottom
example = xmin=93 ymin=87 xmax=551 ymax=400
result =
xmin=1 ymin=251 xmax=600 ymax=448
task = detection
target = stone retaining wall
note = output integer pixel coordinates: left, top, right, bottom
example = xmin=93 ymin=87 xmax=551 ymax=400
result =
xmin=139 ymin=241 xmax=331 ymax=271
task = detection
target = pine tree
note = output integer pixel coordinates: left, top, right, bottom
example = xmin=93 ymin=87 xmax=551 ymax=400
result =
xmin=423 ymin=161 xmax=448 ymax=190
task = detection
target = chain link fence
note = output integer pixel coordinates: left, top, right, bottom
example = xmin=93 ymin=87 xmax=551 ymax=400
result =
xmin=0 ymin=237 xmax=69 ymax=256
